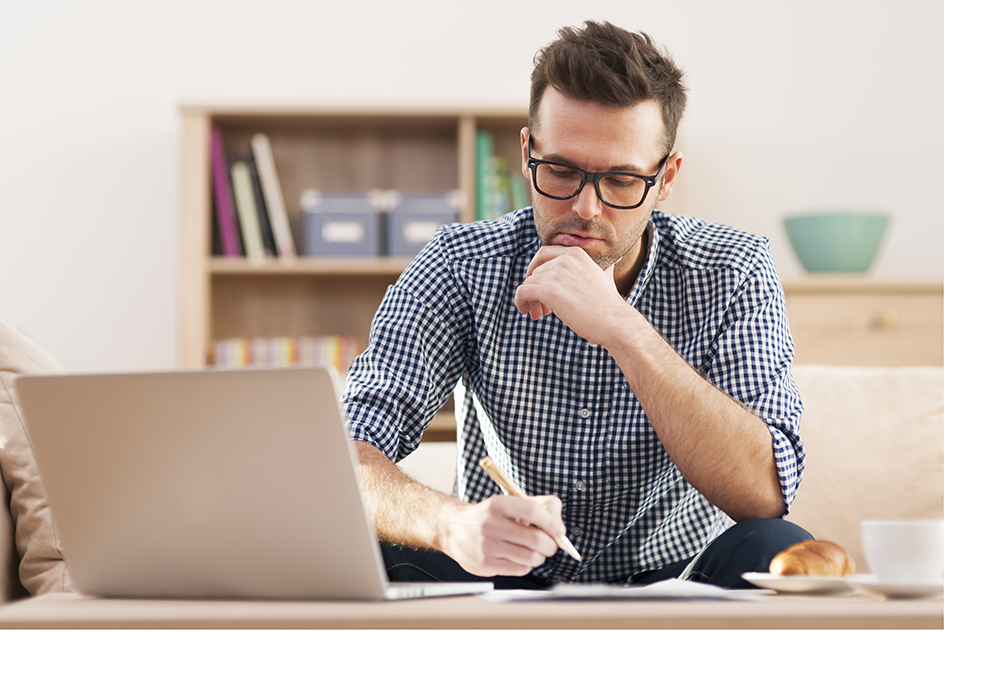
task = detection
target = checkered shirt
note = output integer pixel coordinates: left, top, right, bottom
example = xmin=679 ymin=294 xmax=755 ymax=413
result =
xmin=343 ymin=207 xmax=805 ymax=584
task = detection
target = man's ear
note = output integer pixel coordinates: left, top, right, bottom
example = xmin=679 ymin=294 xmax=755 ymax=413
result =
xmin=520 ymin=127 xmax=531 ymax=180
xmin=656 ymin=151 xmax=683 ymax=202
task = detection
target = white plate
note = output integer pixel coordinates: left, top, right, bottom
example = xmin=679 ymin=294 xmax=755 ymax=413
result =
xmin=846 ymin=576 xmax=944 ymax=599
xmin=741 ymin=572 xmax=860 ymax=594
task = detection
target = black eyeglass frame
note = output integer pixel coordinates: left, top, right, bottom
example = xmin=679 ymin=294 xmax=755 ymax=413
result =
xmin=526 ymin=135 xmax=671 ymax=210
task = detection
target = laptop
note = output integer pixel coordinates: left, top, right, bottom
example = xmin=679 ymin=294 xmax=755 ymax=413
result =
xmin=15 ymin=367 xmax=492 ymax=600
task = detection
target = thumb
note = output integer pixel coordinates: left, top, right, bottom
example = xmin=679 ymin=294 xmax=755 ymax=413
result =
xmin=604 ymin=259 xmax=619 ymax=287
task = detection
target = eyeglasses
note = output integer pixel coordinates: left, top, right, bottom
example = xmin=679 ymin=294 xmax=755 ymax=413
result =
xmin=526 ymin=136 xmax=669 ymax=210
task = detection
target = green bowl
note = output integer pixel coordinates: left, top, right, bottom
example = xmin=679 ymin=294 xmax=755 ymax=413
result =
xmin=783 ymin=213 xmax=889 ymax=273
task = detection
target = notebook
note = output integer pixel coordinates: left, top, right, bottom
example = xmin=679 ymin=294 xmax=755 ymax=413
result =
xmin=15 ymin=367 xmax=492 ymax=601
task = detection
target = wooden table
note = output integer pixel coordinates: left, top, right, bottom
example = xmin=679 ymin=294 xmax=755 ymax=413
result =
xmin=0 ymin=591 xmax=943 ymax=629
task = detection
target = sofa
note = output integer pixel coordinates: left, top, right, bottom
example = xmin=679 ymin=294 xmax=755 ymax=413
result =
xmin=0 ymin=315 xmax=942 ymax=603
xmin=0 ymin=319 xmax=73 ymax=603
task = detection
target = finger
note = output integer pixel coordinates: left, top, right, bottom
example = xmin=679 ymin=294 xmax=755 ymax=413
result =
xmin=500 ymin=496 xmax=567 ymax=544
xmin=524 ymin=245 xmax=569 ymax=277
xmin=531 ymin=494 xmax=564 ymax=520
xmin=604 ymin=262 xmax=616 ymax=283
xmin=480 ymin=557 xmax=534 ymax=577
xmin=530 ymin=301 xmax=548 ymax=320
xmin=514 ymin=282 xmax=552 ymax=319
xmin=499 ymin=527 xmax=558 ymax=563
xmin=464 ymin=539 xmax=540 ymax=577
xmin=482 ymin=513 xmax=558 ymax=560
xmin=513 ymin=283 xmax=534 ymax=315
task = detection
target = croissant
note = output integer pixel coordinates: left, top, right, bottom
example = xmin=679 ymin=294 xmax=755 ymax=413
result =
xmin=769 ymin=539 xmax=856 ymax=577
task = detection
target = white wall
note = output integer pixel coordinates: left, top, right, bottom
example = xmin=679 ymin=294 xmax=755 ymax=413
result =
xmin=0 ymin=0 xmax=943 ymax=372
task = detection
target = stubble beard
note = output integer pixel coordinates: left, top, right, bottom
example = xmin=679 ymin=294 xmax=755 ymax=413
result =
xmin=534 ymin=206 xmax=653 ymax=271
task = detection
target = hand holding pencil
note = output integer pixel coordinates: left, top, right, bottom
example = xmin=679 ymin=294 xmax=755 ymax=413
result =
xmin=479 ymin=456 xmax=582 ymax=562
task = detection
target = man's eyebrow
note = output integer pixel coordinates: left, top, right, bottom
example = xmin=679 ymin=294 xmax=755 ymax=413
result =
xmin=538 ymin=151 xmax=648 ymax=173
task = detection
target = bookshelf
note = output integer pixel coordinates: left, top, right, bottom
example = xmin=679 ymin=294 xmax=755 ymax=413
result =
xmin=178 ymin=106 xmax=529 ymax=441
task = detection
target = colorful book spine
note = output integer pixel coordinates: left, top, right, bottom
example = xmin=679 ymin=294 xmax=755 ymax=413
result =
xmin=230 ymin=160 xmax=267 ymax=264
xmin=210 ymin=126 xmax=242 ymax=257
xmin=475 ymin=130 xmax=525 ymax=221
xmin=509 ymin=170 xmax=529 ymax=211
xmin=490 ymin=156 xmax=510 ymax=218
xmin=251 ymin=133 xmax=297 ymax=262
xmin=247 ymin=153 xmax=277 ymax=257
xmin=211 ymin=335 xmax=361 ymax=377
xmin=475 ymin=130 xmax=494 ymax=221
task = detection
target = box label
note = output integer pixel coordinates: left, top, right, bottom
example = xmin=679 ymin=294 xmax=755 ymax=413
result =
xmin=403 ymin=221 xmax=439 ymax=245
xmin=321 ymin=221 xmax=365 ymax=244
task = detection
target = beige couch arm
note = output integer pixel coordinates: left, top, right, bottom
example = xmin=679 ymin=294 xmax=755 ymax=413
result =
xmin=1 ymin=481 xmax=29 ymax=602
xmin=786 ymin=364 xmax=944 ymax=572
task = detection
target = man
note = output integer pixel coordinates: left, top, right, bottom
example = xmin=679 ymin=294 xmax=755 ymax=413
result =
xmin=343 ymin=20 xmax=809 ymax=588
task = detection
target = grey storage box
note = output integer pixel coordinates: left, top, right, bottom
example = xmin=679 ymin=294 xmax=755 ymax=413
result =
xmin=300 ymin=190 xmax=381 ymax=257
xmin=385 ymin=191 xmax=462 ymax=257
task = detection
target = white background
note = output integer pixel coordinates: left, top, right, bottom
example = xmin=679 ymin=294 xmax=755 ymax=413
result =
xmin=1 ymin=0 xmax=993 ymax=671
xmin=1 ymin=0 xmax=944 ymax=372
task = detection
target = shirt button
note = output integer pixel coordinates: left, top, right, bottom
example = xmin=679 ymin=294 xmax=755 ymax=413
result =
xmin=578 ymin=408 xmax=591 ymax=419
xmin=570 ymin=526 xmax=583 ymax=538
xmin=588 ymin=341 xmax=598 ymax=348
xmin=573 ymin=479 xmax=586 ymax=492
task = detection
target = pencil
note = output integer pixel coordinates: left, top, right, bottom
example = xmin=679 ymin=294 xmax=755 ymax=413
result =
xmin=479 ymin=456 xmax=583 ymax=562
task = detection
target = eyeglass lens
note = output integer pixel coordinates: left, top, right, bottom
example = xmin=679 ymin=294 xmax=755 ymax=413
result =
xmin=533 ymin=163 xmax=649 ymax=208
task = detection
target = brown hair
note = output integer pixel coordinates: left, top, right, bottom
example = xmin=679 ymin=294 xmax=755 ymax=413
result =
xmin=529 ymin=21 xmax=687 ymax=155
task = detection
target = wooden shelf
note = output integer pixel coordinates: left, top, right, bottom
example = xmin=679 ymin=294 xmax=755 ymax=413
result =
xmin=208 ymin=257 xmax=413 ymax=276
xmin=179 ymin=106 xmax=530 ymax=443
xmin=783 ymin=276 xmax=943 ymax=296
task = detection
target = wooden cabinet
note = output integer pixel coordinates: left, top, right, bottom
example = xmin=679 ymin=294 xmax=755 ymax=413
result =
xmin=783 ymin=278 xmax=943 ymax=366
xmin=178 ymin=106 xmax=528 ymax=441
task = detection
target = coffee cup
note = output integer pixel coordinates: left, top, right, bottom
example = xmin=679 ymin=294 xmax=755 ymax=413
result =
xmin=860 ymin=519 xmax=943 ymax=584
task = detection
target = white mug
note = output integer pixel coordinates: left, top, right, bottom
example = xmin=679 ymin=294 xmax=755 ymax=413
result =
xmin=860 ymin=519 xmax=944 ymax=584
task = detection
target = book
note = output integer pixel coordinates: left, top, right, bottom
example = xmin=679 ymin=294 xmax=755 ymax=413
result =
xmin=509 ymin=170 xmax=529 ymax=211
xmin=230 ymin=160 xmax=267 ymax=264
xmin=489 ymin=156 xmax=510 ymax=218
xmin=247 ymin=153 xmax=277 ymax=257
xmin=476 ymin=130 xmax=525 ymax=221
xmin=211 ymin=335 xmax=361 ymax=379
xmin=210 ymin=126 xmax=243 ymax=257
xmin=475 ymin=130 xmax=494 ymax=221
xmin=251 ymin=133 xmax=297 ymax=262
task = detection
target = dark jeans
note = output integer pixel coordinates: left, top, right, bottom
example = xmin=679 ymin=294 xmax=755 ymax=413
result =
xmin=380 ymin=517 xmax=812 ymax=590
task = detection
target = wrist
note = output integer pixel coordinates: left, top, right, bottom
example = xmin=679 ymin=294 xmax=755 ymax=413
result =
xmin=598 ymin=303 xmax=657 ymax=357
xmin=431 ymin=495 xmax=471 ymax=556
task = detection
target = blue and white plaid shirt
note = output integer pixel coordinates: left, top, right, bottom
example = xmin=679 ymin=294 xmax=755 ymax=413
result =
xmin=344 ymin=207 xmax=805 ymax=584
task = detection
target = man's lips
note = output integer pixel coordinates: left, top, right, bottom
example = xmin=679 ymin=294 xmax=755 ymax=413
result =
xmin=555 ymin=232 xmax=602 ymax=248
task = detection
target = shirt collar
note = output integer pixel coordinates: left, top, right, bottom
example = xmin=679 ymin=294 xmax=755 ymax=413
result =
xmin=623 ymin=221 xmax=660 ymax=306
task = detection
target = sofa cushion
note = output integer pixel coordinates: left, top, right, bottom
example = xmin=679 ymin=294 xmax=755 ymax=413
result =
xmin=0 ymin=319 xmax=72 ymax=598
xmin=787 ymin=364 xmax=944 ymax=573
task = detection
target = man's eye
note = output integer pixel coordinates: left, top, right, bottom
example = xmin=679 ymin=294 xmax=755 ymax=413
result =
xmin=549 ymin=167 xmax=578 ymax=178
xmin=606 ymin=175 xmax=641 ymax=187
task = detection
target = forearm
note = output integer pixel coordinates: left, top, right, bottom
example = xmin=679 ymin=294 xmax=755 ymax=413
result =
xmin=355 ymin=440 xmax=566 ymax=576
xmin=354 ymin=440 xmax=464 ymax=551
xmin=602 ymin=306 xmax=785 ymax=521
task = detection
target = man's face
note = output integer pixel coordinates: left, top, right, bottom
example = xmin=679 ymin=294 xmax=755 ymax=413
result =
xmin=521 ymin=87 xmax=681 ymax=280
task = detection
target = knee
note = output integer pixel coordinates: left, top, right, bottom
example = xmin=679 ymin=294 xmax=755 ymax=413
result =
xmin=732 ymin=518 xmax=813 ymax=555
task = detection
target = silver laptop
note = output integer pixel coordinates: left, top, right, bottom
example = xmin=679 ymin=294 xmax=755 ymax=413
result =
xmin=15 ymin=367 xmax=492 ymax=600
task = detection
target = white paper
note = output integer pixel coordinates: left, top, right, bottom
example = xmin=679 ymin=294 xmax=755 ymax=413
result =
xmin=477 ymin=579 xmax=765 ymax=602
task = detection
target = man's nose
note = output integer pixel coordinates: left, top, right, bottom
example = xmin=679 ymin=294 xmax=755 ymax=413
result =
xmin=572 ymin=180 xmax=602 ymax=220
